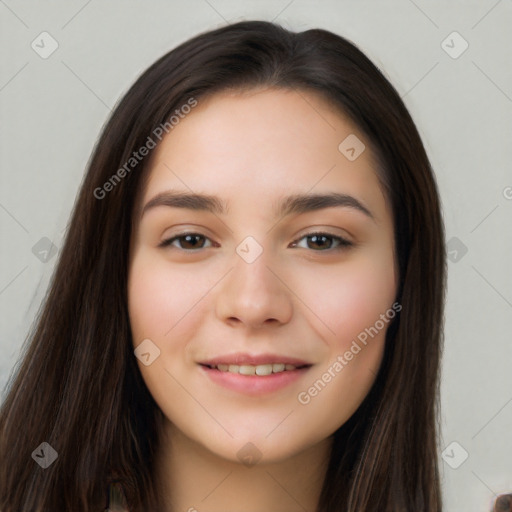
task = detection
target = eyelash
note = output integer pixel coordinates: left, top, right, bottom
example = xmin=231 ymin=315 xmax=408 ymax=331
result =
xmin=158 ymin=231 xmax=354 ymax=252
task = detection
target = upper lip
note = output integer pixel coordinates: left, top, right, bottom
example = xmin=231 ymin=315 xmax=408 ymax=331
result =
xmin=199 ymin=353 xmax=312 ymax=367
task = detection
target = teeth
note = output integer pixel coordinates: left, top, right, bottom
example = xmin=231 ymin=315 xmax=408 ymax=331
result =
xmin=256 ymin=364 xmax=273 ymax=376
xmin=239 ymin=365 xmax=256 ymax=376
xmin=211 ymin=363 xmax=298 ymax=375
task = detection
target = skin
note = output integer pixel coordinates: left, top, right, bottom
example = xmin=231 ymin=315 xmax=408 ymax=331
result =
xmin=127 ymin=88 xmax=398 ymax=512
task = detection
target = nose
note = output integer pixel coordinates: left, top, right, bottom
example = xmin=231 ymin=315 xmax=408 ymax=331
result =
xmin=214 ymin=245 xmax=293 ymax=330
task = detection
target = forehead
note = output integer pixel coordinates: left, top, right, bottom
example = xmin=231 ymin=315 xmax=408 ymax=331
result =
xmin=138 ymin=88 xmax=390 ymax=224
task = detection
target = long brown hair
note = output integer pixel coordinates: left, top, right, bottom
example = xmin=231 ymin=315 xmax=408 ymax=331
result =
xmin=0 ymin=20 xmax=446 ymax=511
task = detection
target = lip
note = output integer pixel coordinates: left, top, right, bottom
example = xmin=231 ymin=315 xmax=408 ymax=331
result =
xmin=198 ymin=353 xmax=312 ymax=396
xmin=199 ymin=365 xmax=311 ymax=395
xmin=198 ymin=353 xmax=311 ymax=367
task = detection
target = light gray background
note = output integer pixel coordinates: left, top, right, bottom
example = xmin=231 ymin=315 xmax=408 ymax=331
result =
xmin=1 ymin=1 xmax=511 ymax=510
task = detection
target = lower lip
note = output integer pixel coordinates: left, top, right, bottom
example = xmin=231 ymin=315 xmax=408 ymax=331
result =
xmin=199 ymin=365 xmax=310 ymax=395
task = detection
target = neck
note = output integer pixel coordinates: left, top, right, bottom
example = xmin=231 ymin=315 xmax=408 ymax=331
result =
xmin=154 ymin=421 xmax=332 ymax=512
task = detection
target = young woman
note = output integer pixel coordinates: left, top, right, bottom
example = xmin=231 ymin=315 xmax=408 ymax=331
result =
xmin=0 ymin=20 xmax=447 ymax=511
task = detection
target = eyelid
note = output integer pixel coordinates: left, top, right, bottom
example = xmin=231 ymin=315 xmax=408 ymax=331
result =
xmin=290 ymin=231 xmax=353 ymax=250
xmin=292 ymin=225 xmax=354 ymax=243
xmin=158 ymin=231 xmax=215 ymax=250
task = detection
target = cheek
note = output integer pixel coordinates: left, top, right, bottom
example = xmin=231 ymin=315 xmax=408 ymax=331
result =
xmin=127 ymin=251 xmax=208 ymax=343
xmin=127 ymin=252 xmax=215 ymax=422
xmin=294 ymin=251 xmax=396 ymax=350
xmin=128 ymin=269 xmax=172 ymax=343
xmin=290 ymin=253 xmax=396 ymax=435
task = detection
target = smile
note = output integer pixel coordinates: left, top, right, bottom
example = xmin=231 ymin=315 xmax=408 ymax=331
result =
xmin=199 ymin=362 xmax=312 ymax=395
xmin=202 ymin=363 xmax=305 ymax=376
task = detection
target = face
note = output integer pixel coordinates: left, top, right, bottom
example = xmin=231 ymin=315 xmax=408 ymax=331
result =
xmin=127 ymin=88 xmax=398 ymax=464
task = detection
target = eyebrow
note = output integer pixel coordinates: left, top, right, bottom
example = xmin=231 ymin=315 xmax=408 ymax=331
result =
xmin=140 ymin=190 xmax=375 ymax=222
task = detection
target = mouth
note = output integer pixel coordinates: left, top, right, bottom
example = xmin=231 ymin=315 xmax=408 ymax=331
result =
xmin=200 ymin=362 xmax=311 ymax=376
xmin=197 ymin=354 xmax=313 ymax=395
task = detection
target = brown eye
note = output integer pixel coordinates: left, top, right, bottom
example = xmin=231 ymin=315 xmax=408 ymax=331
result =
xmin=159 ymin=233 xmax=213 ymax=251
xmin=290 ymin=232 xmax=353 ymax=252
